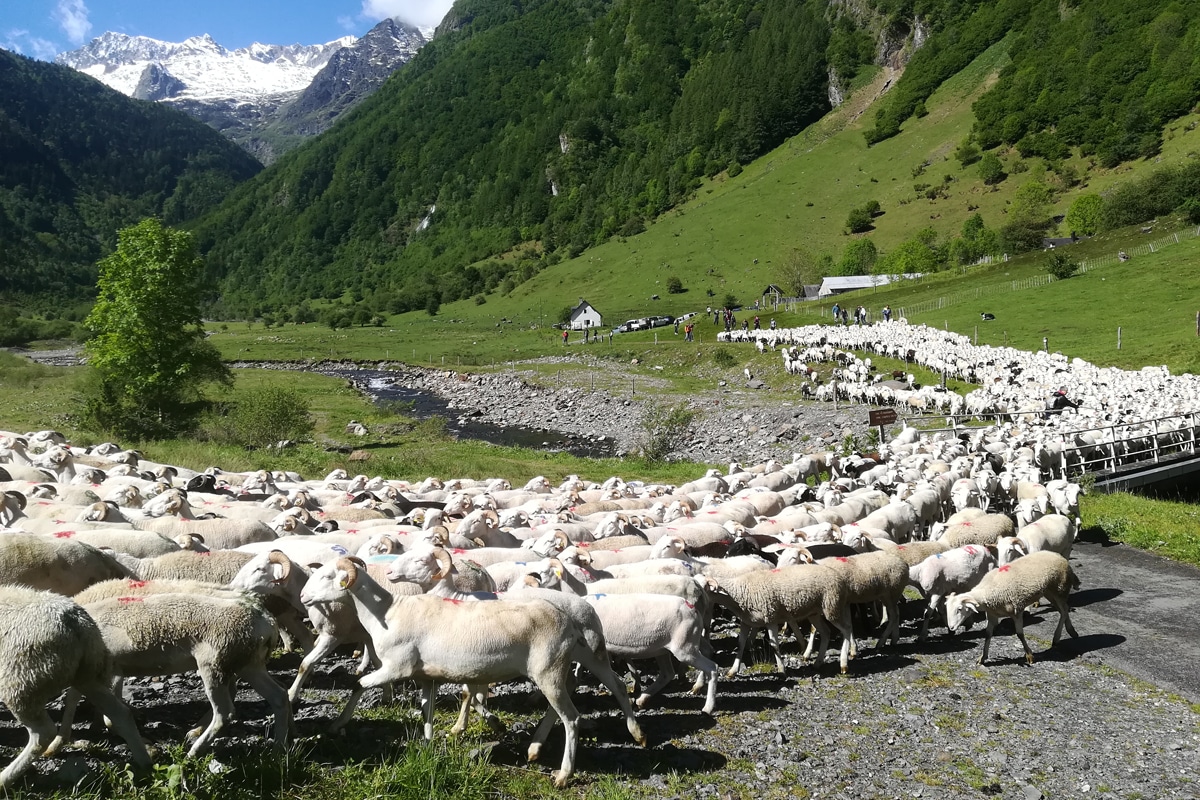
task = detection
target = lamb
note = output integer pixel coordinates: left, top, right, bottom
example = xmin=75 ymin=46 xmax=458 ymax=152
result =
xmin=584 ymin=592 xmax=719 ymax=714
xmin=0 ymin=586 xmax=151 ymax=787
xmin=908 ymin=545 xmax=998 ymax=639
xmin=945 ymin=550 xmax=1080 ymax=664
xmin=64 ymin=592 xmax=291 ymax=756
xmin=0 ymin=533 xmax=130 ymax=595
xmin=301 ymin=557 xmax=588 ymax=787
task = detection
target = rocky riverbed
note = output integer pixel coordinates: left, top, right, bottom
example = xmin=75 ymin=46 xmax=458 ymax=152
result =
xmin=227 ymin=358 xmax=876 ymax=464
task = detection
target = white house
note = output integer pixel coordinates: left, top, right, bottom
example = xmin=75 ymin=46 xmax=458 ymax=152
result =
xmin=568 ymin=299 xmax=603 ymax=330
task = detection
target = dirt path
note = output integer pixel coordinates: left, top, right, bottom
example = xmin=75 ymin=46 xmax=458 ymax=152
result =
xmin=1064 ymin=534 xmax=1200 ymax=704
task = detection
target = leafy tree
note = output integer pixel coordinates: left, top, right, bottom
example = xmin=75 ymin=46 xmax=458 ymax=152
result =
xmin=837 ymin=238 xmax=878 ymax=276
xmin=1065 ymin=194 xmax=1103 ymax=237
xmin=876 ymin=235 xmax=941 ymax=275
xmin=775 ymin=248 xmax=822 ymax=297
xmin=1011 ymin=180 xmax=1054 ymax=226
xmin=666 ymin=276 xmax=684 ymax=294
xmin=425 ymin=294 xmax=440 ymax=316
xmin=978 ymin=152 xmax=1005 ymax=185
xmin=82 ymin=219 xmax=229 ymax=438
xmin=722 ymin=293 xmax=740 ymax=310
xmin=1046 ymin=250 xmax=1078 ymax=281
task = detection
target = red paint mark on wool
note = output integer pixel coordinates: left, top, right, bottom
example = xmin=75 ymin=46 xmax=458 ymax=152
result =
xmin=998 ymin=564 xmax=1011 ymax=572
xmin=117 ymin=596 xmax=144 ymax=603
xmin=835 ymin=557 xmax=849 ymax=563
xmin=53 ymin=531 xmax=74 ymax=538
xmin=127 ymin=580 xmax=148 ymax=588
xmin=442 ymin=598 xmax=463 ymax=605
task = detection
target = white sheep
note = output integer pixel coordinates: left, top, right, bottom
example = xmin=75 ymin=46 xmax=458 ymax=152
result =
xmin=584 ymin=591 xmax=719 ymax=714
xmin=65 ymin=592 xmax=291 ymax=756
xmin=0 ymin=533 xmax=130 ymax=595
xmin=908 ymin=544 xmax=998 ymax=640
xmin=0 ymin=586 xmax=151 ymax=787
xmin=996 ymin=513 xmax=1076 ymax=564
xmin=710 ymin=563 xmax=854 ymax=676
xmin=945 ymin=550 xmax=1080 ymax=664
xmin=301 ymin=556 xmax=586 ymax=787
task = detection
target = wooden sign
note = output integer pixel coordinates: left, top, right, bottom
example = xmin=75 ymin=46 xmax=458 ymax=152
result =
xmin=868 ymin=408 xmax=898 ymax=427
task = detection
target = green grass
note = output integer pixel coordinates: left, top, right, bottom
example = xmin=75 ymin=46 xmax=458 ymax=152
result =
xmin=0 ymin=357 xmax=713 ymax=485
xmin=1083 ymin=492 xmax=1200 ymax=566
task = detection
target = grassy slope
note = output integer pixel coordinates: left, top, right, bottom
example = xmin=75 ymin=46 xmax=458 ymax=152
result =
xmin=207 ymin=34 xmax=1200 ymax=374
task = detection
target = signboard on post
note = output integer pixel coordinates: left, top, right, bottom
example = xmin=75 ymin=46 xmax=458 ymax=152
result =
xmin=868 ymin=408 xmax=898 ymax=427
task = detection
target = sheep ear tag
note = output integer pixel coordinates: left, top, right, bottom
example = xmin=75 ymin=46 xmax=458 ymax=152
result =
xmin=337 ymin=570 xmax=351 ymax=589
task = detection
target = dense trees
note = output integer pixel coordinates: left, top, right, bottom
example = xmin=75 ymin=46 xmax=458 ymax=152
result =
xmin=82 ymin=220 xmax=229 ymax=438
xmin=194 ymin=0 xmax=841 ymax=317
xmin=0 ymin=50 xmax=260 ymax=307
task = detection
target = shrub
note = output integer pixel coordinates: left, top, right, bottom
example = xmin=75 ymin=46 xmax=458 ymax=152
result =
xmin=846 ymin=206 xmax=873 ymax=233
xmin=712 ymin=348 xmax=737 ymax=367
xmin=1065 ymin=194 xmax=1103 ymax=237
xmin=1046 ymin=250 xmax=1078 ymax=280
xmin=637 ymin=403 xmax=696 ymax=462
xmin=226 ymin=387 xmax=314 ymax=450
xmin=666 ymin=276 xmax=684 ymax=294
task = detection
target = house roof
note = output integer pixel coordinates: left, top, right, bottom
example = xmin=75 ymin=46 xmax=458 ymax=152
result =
xmin=570 ymin=299 xmax=597 ymax=313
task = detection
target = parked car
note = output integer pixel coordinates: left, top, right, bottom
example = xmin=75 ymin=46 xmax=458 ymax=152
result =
xmin=648 ymin=315 xmax=674 ymax=328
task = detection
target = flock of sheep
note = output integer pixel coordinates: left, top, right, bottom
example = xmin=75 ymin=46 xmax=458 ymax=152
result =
xmin=14 ymin=320 xmax=1187 ymax=787
xmin=0 ymin=383 xmax=1092 ymax=788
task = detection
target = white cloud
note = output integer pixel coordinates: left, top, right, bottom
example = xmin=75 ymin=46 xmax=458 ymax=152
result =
xmin=53 ymin=0 xmax=92 ymax=46
xmin=361 ymin=0 xmax=454 ymax=30
xmin=3 ymin=28 xmax=59 ymax=60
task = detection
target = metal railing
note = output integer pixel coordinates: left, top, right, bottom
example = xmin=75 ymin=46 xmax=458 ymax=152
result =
xmin=897 ymin=410 xmax=1200 ymax=480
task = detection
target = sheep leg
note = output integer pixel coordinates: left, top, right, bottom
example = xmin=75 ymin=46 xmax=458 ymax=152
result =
xmin=79 ymin=681 xmax=152 ymax=771
xmin=0 ymin=702 xmax=57 ymax=789
xmin=1048 ymin=592 xmax=1079 ymax=644
xmin=420 ymin=680 xmax=438 ymax=741
xmin=186 ymin=678 xmax=235 ymax=758
xmin=765 ymin=624 xmax=786 ymax=673
xmin=569 ymin=645 xmax=646 ymax=746
xmin=46 ymin=688 xmax=81 ymax=756
xmin=875 ymin=600 xmax=901 ymax=649
xmin=725 ymin=623 xmax=756 ymax=678
xmin=328 ymin=687 xmax=366 ymax=734
xmin=978 ymin=613 xmax=998 ymax=665
xmin=239 ymin=667 xmax=292 ymax=750
xmin=636 ymin=654 xmax=678 ymax=710
xmin=451 ymin=684 xmax=501 ymax=736
xmin=532 ymin=670 xmax=578 ymax=788
xmin=672 ymin=646 xmax=718 ymax=715
xmin=803 ymin=616 xmax=830 ymax=667
xmin=1012 ymin=611 xmax=1035 ymax=665
xmin=830 ymin=607 xmax=854 ymax=674
xmin=288 ymin=632 xmax=343 ymax=702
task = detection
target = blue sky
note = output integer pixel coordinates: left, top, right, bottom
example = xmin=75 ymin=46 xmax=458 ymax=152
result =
xmin=2 ymin=0 xmax=454 ymax=60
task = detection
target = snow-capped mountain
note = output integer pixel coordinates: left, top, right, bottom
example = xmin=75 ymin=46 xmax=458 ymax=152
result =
xmin=279 ymin=19 xmax=426 ymax=136
xmin=56 ymin=31 xmax=353 ymax=103
xmin=56 ymin=24 xmax=428 ymax=162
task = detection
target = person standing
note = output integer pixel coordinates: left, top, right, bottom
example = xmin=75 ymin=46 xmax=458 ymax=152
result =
xmin=882 ymin=305 xmax=891 ymax=322
xmin=562 ymin=328 xmax=569 ymax=345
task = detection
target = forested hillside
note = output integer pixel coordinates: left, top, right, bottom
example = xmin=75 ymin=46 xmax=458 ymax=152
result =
xmin=195 ymin=0 xmax=859 ymax=317
xmin=0 ymin=49 xmax=261 ymax=315
xmin=5 ymin=0 xmax=1200 ymax=333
